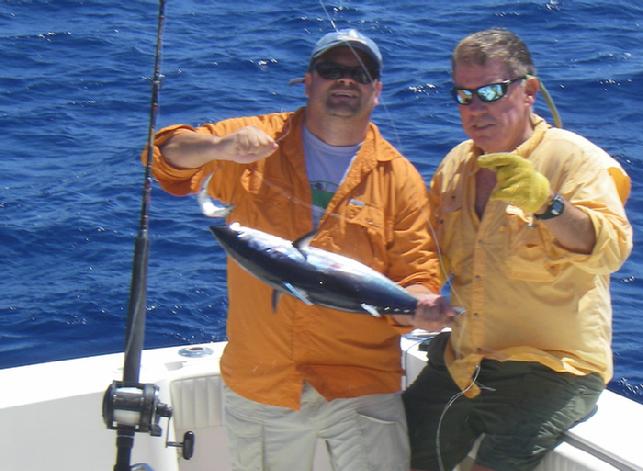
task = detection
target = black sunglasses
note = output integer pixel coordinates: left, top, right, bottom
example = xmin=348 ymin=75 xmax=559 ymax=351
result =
xmin=451 ymin=76 xmax=527 ymax=105
xmin=313 ymin=62 xmax=378 ymax=85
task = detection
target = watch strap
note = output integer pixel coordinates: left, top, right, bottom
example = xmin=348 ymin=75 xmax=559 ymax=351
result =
xmin=534 ymin=192 xmax=565 ymax=220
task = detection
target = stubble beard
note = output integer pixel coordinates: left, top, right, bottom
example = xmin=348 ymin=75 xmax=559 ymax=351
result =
xmin=325 ymin=97 xmax=361 ymax=117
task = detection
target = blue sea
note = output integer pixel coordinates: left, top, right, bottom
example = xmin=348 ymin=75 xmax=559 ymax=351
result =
xmin=1 ymin=0 xmax=642 ymax=404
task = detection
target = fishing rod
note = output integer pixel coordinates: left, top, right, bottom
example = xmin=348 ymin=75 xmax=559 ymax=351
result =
xmin=101 ymin=1 xmax=194 ymax=470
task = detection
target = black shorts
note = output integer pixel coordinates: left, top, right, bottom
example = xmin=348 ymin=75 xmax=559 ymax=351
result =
xmin=402 ymin=332 xmax=604 ymax=471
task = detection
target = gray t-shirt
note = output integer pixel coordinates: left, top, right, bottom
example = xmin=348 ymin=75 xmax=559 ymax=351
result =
xmin=303 ymin=126 xmax=359 ymax=227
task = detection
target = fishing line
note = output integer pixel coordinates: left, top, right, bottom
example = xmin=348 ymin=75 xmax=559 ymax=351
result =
xmin=293 ymin=8 xmax=472 ymax=465
xmin=314 ymin=5 xmax=485 ymax=469
xmin=317 ymin=0 xmax=405 ymax=151
xmin=197 ymin=1 xmax=461 ymax=306
xmin=317 ymin=1 xmax=339 ymax=31
xmin=198 ymin=10 xmax=583 ymax=467
xmin=315 ymin=0 xmax=462 ymax=308
xmin=199 ymin=1 xmax=422 ymax=231
xmin=195 ymin=5 xmax=589 ymax=469
xmin=436 ymin=365 xmax=482 ymax=471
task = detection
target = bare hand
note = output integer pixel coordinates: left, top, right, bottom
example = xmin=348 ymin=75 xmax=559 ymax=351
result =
xmin=394 ymin=293 xmax=460 ymax=332
xmin=219 ymin=126 xmax=279 ymax=164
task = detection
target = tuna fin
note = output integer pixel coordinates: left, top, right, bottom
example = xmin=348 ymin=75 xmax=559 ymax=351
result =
xmin=282 ymin=282 xmax=313 ymax=305
xmin=271 ymin=290 xmax=281 ymax=313
xmin=361 ymin=303 xmax=381 ymax=317
xmin=292 ymin=230 xmax=316 ymax=258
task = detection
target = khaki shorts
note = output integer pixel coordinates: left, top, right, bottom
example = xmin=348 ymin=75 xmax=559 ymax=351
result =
xmin=402 ymin=332 xmax=604 ymax=471
xmin=223 ymin=382 xmax=410 ymax=471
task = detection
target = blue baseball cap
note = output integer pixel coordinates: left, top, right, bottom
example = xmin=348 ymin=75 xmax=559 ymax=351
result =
xmin=309 ymin=29 xmax=383 ymax=72
xmin=290 ymin=29 xmax=383 ymax=85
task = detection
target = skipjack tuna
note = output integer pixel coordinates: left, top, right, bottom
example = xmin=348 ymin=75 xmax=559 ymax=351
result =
xmin=209 ymin=223 xmax=417 ymax=316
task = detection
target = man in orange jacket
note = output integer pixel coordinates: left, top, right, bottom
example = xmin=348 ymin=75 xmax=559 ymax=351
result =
xmin=148 ymin=29 xmax=454 ymax=471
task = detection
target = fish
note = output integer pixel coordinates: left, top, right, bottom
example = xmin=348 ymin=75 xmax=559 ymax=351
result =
xmin=208 ymin=222 xmax=417 ymax=316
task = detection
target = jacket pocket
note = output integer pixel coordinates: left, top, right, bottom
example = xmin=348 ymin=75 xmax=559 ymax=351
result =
xmin=505 ymin=211 xmax=559 ymax=282
xmin=342 ymin=201 xmax=386 ymax=271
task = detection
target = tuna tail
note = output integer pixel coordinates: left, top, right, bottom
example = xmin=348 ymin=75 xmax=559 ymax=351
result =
xmin=198 ymin=174 xmax=233 ymax=217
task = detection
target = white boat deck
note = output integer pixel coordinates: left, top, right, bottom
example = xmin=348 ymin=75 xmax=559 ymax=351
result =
xmin=1 ymin=338 xmax=641 ymax=471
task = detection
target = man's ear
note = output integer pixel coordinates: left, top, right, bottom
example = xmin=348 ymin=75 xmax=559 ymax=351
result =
xmin=303 ymin=72 xmax=312 ymax=98
xmin=524 ymin=76 xmax=539 ymax=104
xmin=373 ymin=80 xmax=383 ymax=106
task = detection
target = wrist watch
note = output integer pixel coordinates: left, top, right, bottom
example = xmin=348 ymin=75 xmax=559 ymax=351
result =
xmin=534 ymin=192 xmax=565 ymax=220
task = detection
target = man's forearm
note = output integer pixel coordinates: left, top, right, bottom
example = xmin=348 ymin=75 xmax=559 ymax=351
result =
xmin=541 ymin=200 xmax=596 ymax=254
xmin=160 ymin=133 xmax=222 ymax=169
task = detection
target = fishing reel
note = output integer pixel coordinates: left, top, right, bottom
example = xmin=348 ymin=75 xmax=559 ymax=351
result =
xmin=102 ymin=381 xmax=195 ymax=460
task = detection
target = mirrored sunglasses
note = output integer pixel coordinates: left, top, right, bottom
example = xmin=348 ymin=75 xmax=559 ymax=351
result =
xmin=451 ymin=76 xmax=527 ymax=105
xmin=314 ymin=62 xmax=378 ymax=85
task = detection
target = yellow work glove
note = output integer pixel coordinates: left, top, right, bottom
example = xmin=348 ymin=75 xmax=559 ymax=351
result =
xmin=477 ymin=152 xmax=550 ymax=214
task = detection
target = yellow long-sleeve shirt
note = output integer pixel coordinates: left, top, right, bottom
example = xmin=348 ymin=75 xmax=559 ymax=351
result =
xmin=147 ymin=108 xmax=439 ymax=409
xmin=430 ymin=115 xmax=632 ymax=397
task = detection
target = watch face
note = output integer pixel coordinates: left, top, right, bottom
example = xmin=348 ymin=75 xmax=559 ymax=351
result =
xmin=535 ymin=193 xmax=565 ymax=220
xmin=551 ymin=194 xmax=565 ymax=215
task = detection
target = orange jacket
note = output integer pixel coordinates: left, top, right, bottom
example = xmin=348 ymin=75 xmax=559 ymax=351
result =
xmin=148 ymin=108 xmax=439 ymax=409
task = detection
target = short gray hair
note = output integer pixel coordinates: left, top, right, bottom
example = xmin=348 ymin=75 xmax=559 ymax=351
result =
xmin=452 ymin=28 xmax=536 ymax=77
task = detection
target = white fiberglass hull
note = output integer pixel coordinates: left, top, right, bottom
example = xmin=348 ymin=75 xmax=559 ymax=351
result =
xmin=1 ymin=337 xmax=641 ymax=471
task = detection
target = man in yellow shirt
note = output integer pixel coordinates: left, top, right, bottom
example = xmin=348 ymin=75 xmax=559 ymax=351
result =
xmin=147 ymin=29 xmax=445 ymax=471
xmin=403 ymin=28 xmax=632 ymax=471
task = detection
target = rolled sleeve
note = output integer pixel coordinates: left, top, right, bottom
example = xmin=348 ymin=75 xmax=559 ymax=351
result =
xmin=140 ymin=124 xmax=205 ymax=196
xmin=565 ymin=205 xmax=633 ymax=274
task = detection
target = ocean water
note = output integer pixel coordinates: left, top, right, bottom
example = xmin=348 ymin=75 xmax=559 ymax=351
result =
xmin=1 ymin=0 xmax=642 ymax=405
